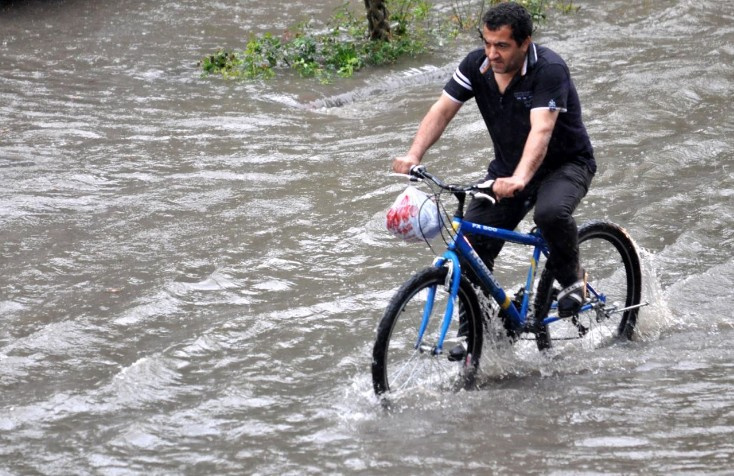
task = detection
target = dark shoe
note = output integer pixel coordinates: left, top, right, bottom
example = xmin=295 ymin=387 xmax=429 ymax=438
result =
xmin=447 ymin=342 xmax=467 ymax=362
xmin=557 ymin=269 xmax=587 ymax=318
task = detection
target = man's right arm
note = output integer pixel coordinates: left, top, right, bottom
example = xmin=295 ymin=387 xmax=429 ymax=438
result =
xmin=391 ymin=93 xmax=463 ymax=174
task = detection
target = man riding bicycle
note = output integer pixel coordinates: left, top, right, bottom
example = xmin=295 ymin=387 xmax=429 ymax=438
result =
xmin=392 ymin=2 xmax=596 ymax=328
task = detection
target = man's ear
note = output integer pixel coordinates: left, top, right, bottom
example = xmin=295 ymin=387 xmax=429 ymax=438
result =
xmin=521 ymin=36 xmax=532 ymax=52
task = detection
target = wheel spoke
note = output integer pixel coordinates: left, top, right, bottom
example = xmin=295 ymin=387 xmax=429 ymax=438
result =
xmin=534 ymin=222 xmax=642 ymax=350
xmin=372 ymin=267 xmax=483 ymax=396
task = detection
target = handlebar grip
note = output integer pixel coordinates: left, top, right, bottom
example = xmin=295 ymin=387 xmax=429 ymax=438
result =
xmin=409 ymin=164 xmax=425 ymax=176
xmin=408 ymin=164 xmax=426 ymax=182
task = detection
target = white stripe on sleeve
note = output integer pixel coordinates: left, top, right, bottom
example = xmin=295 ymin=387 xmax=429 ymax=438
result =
xmin=442 ymin=90 xmax=465 ymax=104
xmin=453 ymin=69 xmax=472 ymax=91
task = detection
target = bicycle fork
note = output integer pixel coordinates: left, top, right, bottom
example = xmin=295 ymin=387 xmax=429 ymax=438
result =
xmin=415 ymin=251 xmax=462 ymax=356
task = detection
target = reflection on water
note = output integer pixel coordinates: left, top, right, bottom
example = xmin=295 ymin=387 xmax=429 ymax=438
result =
xmin=1 ymin=0 xmax=733 ymax=473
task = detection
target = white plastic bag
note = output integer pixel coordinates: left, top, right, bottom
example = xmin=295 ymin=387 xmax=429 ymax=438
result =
xmin=385 ymin=186 xmax=442 ymax=242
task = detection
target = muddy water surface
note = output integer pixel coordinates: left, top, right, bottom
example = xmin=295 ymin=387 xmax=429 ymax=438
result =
xmin=1 ymin=0 xmax=733 ymax=473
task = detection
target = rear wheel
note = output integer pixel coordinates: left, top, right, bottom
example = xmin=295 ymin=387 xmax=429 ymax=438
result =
xmin=372 ymin=266 xmax=483 ymax=396
xmin=534 ymin=221 xmax=642 ymax=350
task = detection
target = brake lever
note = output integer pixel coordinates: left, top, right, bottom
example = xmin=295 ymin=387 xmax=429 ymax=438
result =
xmin=473 ymin=179 xmax=496 ymax=204
xmin=476 ymin=179 xmax=495 ymax=190
xmin=473 ymin=192 xmax=496 ymax=205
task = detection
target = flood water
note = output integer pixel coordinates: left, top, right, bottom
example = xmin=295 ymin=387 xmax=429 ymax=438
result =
xmin=1 ymin=0 xmax=733 ymax=473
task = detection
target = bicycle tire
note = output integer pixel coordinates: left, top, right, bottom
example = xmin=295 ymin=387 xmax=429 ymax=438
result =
xmin=534 ymin=221 xmax=642 ymax=350
xmin=372 ymin=266 xmax=483 ymax=396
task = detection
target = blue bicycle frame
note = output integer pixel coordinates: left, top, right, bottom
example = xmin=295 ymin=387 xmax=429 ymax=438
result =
xmin=419 ymin=213 xmax=606 ymax=355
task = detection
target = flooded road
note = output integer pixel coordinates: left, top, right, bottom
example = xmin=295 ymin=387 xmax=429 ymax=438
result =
xmin=1 ymin=0 xmax=733 ymax=473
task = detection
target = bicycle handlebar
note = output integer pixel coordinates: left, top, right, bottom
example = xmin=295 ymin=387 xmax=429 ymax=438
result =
xmin=409 ymin=165 xmax=497 ymax=205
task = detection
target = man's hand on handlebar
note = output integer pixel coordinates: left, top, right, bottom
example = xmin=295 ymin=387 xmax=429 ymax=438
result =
xmin=391 ymin=155 xmax=421 ymax=175
xmin=493 ymin=176 xmax=526 ymax=199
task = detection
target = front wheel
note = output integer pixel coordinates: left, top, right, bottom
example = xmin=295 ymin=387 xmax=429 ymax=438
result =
xmin=372 ymin=266 xmax=484 ymax=396
xmin=534 ymin=221 xmax=642 ymax=350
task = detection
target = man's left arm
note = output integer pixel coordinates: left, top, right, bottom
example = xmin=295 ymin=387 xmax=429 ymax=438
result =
xmin=494 ymin=108 xmax=559 ymax=198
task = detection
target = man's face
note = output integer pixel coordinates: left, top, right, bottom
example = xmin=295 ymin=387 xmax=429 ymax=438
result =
xmin=481 ymin=24 xmax=530 ymax=75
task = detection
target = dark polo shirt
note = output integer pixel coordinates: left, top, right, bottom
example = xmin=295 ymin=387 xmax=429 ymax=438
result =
xmin=444 ymin=43 xmax=596 ymax=178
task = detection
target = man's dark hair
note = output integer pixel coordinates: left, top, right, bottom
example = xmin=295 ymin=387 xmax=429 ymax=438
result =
xmin=482 ymin=2 xmax=533 ymax=45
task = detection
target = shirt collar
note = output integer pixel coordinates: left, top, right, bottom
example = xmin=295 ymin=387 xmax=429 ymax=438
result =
xmin=521 ymin=43 xmax=538 ymax=76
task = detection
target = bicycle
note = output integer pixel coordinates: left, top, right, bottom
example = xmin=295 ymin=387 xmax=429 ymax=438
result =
xmin=372 ymin=166 xmax=645 ymax=396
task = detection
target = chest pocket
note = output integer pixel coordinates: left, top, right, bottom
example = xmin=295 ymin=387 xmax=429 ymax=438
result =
xmin=514 ymin=91 xmax=533 ymax=108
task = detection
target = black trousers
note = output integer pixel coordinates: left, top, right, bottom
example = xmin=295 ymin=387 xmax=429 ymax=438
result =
xmin=464 ymin=160 xmax=594 ymax=288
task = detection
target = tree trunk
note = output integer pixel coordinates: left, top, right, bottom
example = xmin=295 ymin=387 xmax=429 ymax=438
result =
xmin=364 ymin=0 xmax=390 ymax=41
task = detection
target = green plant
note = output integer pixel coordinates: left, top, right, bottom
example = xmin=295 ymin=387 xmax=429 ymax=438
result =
xmin=450 ymin=0 xmax=579 ymax=33
xmin=200 ymin=0 xmax=578 ymax=82
xmin=200 ymin=0 xmax=433 ymax=82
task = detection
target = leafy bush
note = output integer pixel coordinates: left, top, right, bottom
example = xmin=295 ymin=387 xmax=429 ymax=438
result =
xmin=200 ymin=0 xmax=577 ymax=82
xmin=200 ymin=0 xmax=432 ymax=82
